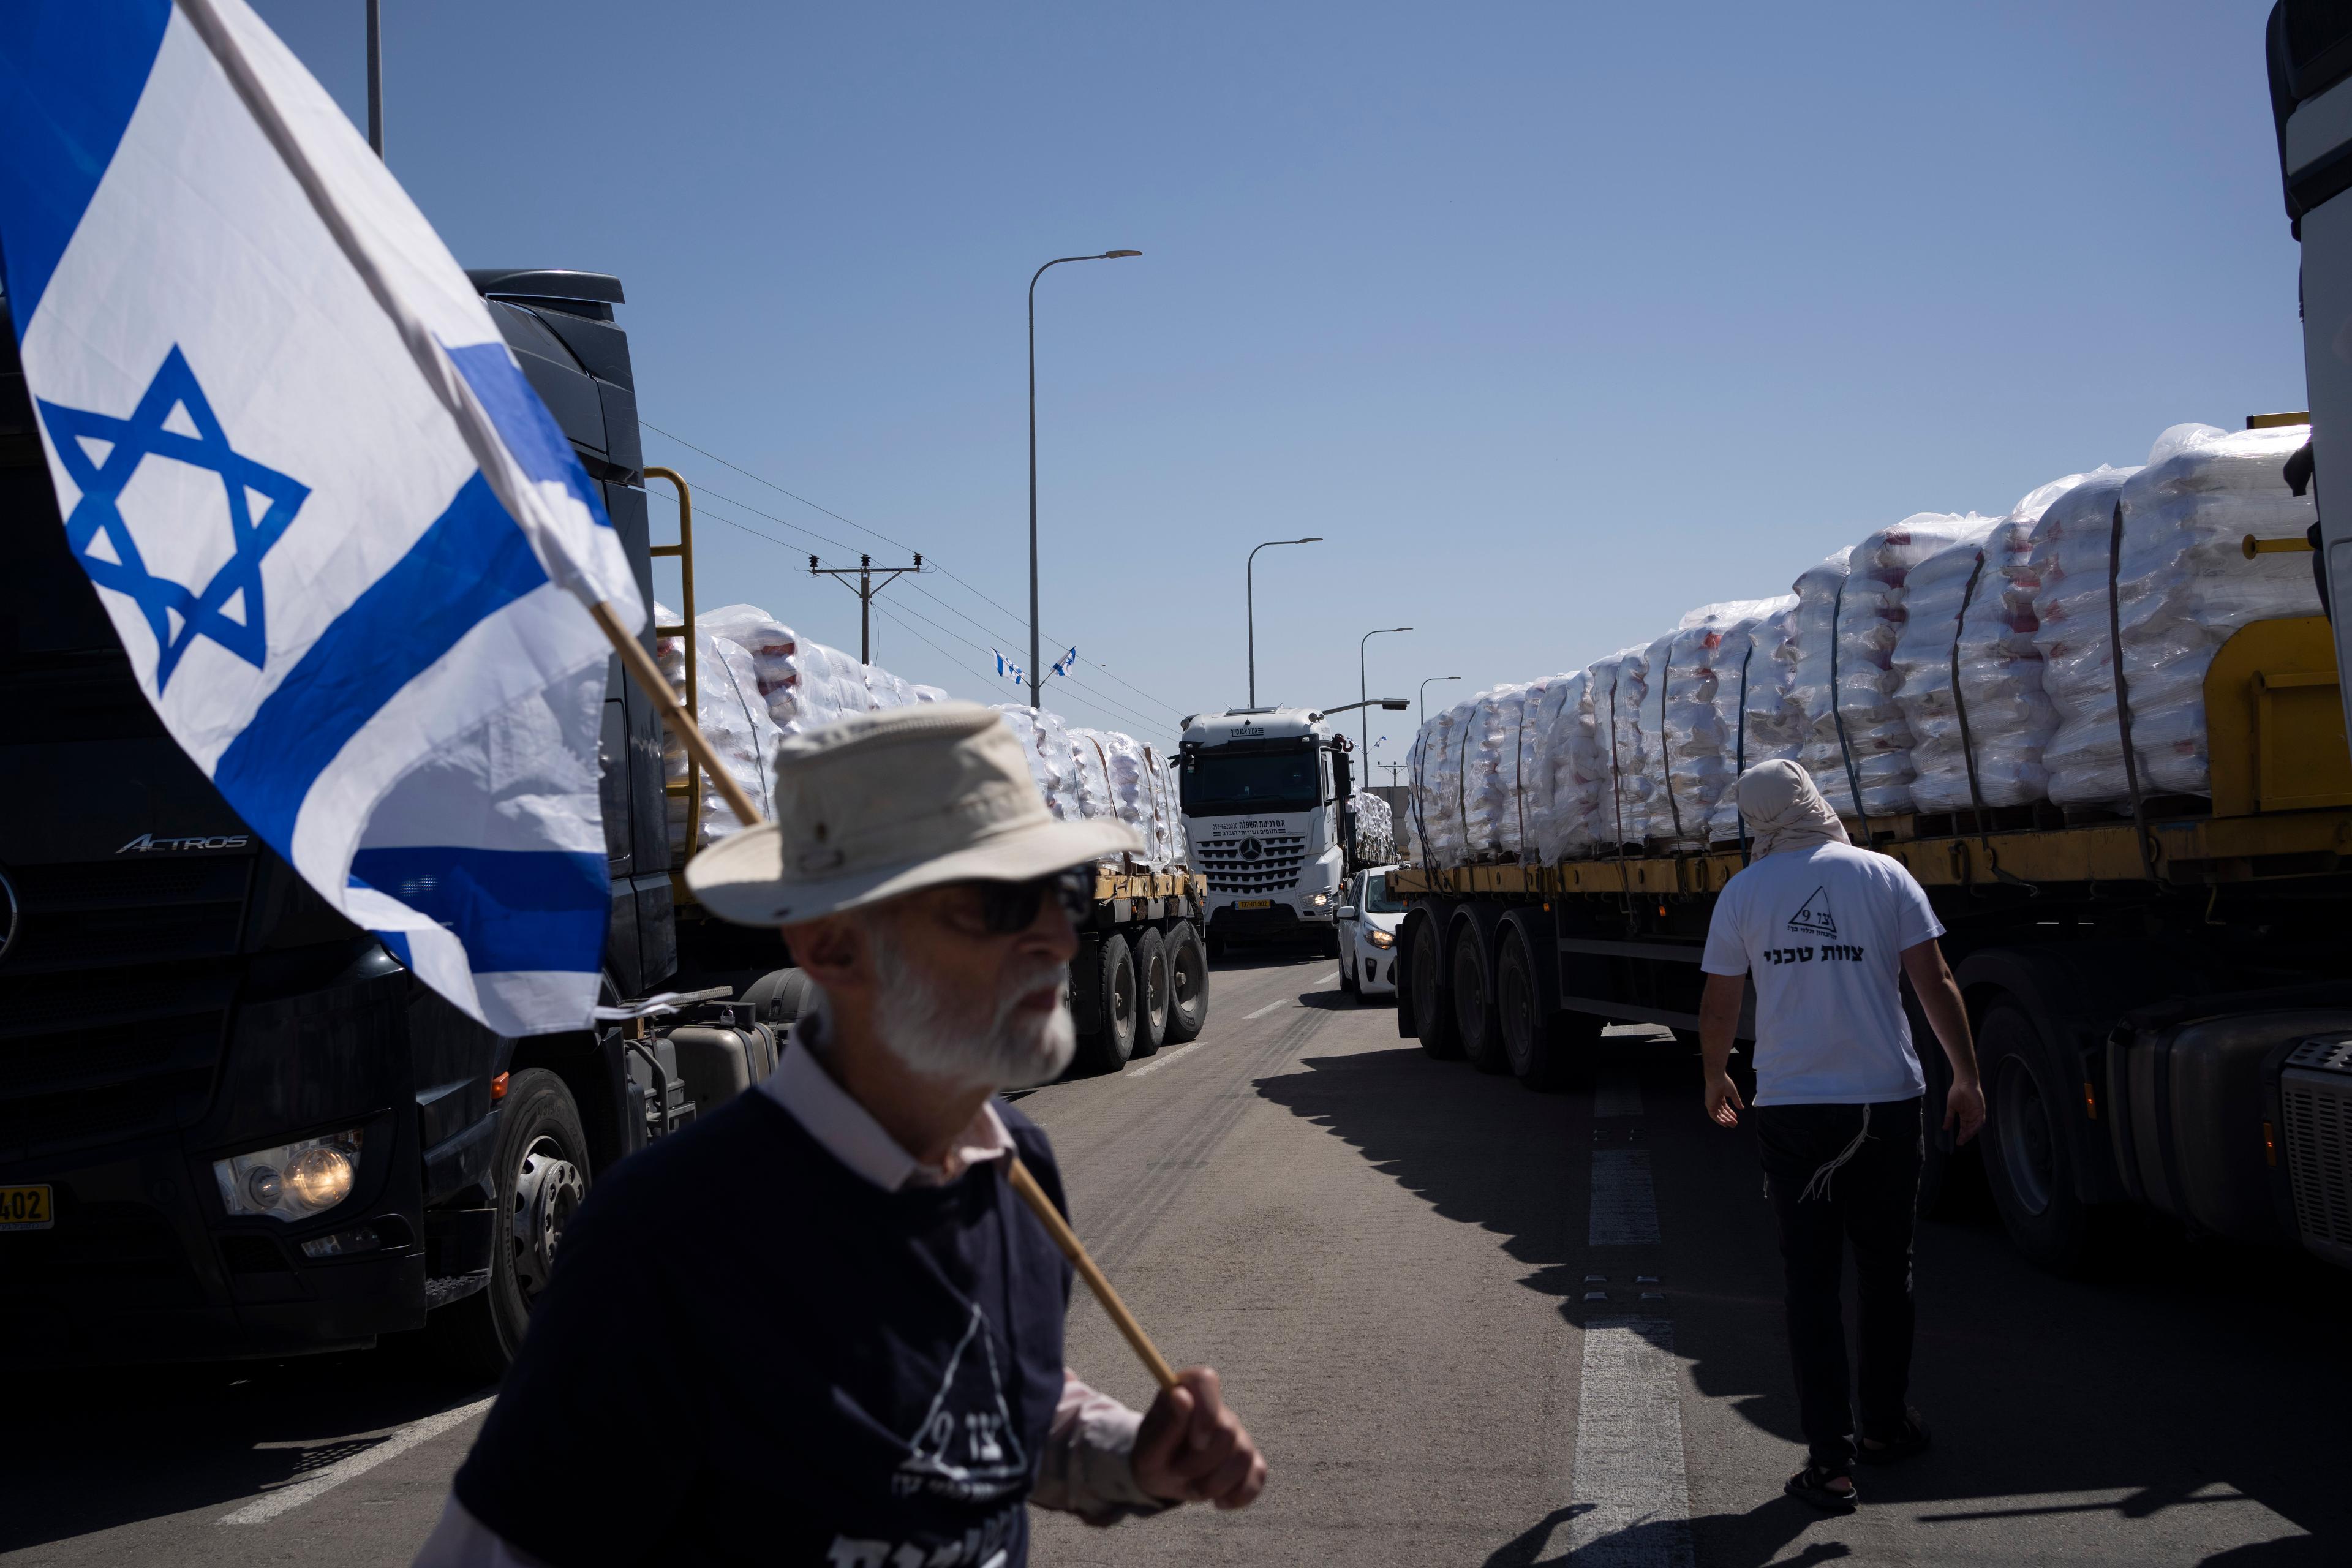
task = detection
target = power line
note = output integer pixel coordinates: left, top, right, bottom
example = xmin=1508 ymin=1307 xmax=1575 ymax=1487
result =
xmin=638 ymin=424 xmax=1190 ymax=720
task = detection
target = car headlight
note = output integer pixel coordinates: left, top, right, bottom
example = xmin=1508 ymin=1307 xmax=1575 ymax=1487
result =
xmin=214 ymin=1129 xmax=363 ymax=1221
xmin=1368 ymin=929 xmax=1395 ymax=949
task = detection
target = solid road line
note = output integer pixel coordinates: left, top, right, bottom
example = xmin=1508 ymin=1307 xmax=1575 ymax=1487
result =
xmin=219 ymin=1396 xmax=496 ymax=1525
xmin=1565 ymin=1065 xmax=1694 ymax=1567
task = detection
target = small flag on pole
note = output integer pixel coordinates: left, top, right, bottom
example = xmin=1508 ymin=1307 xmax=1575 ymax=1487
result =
xmin=1050 ymin=646 xmax=1079 ymax=680
xmin=992 ymin=649 xmax=1025 ymax=685
xmin=0 ymin=0 xmax=646 ymax=1035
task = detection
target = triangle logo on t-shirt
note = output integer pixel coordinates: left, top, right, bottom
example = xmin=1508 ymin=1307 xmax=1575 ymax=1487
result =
xmin=1787 ymin=886 xmax=1837 ymax=937
xmin=894 ymin=1302 xmax=1032 ymax=1501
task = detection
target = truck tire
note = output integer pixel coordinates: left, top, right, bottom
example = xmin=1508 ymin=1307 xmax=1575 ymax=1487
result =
xmin=1131 ymin=927 xmax=1169 ymax=1058
xmin=1164 ymin=922 xmax=1210 ymax=1044
xmin=1452 ymin=908 xmax=1509 ymax=1074
xmin=1496 ymin=918 xmax=1594 ymax=1091
xmin=739 ymin=966 xmax=819 ymax=1030
xmin=1406 ymin=908 xmax=1461 ymax=1058
xmin=1077 ymin=933 xmax=1140 ymax=1072
xmin=1978 ymin=1001 xmax=2106 ymax=1274
xmin=433 ymin=1068 xmax=590 ymax=1375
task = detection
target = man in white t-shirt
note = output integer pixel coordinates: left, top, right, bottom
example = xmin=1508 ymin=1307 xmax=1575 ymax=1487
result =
xmin=1697 ymin=761 xmax=1985 ymax=1514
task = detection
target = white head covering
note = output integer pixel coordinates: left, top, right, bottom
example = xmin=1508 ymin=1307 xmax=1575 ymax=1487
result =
xmin=1736 ymin=759 xmax=1850 ymax=857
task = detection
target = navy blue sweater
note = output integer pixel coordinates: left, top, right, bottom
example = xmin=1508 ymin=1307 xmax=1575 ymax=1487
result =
xmin=454 ymin=1088 xmax=1073 ymax=1567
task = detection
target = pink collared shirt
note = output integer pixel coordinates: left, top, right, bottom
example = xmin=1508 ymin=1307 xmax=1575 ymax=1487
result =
xmin=412 ymin=1028 xmax=1159 ymax=1568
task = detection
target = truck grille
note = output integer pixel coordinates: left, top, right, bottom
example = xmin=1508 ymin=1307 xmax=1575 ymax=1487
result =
xmin=1194 ymin=833 xmax=1307 ymax=894
xmin=2280 ymin=1035 xmax=2352 ymax=1270
xmin=0 ymin=857 xmax=249 ymax=1163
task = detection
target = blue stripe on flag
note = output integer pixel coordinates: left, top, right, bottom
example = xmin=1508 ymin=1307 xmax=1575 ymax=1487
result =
xmin=0 ymin=0 xmax=173 ymax=330
xmin=443 ymin=341 xmax=611 ymax=528
xmin=214 ymin=470 xmax=548 ymax=845
xmin=350 ymin=846 xmax=608 ymax=975
xmin=374 ymin=928 xmax=415 ymax=969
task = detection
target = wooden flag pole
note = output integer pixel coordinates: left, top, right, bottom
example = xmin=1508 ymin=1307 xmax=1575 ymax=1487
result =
xmin=1005 ymin=1155 xmax=1181 ymax=1392
xmin=587 ymin=597 xmax=1182 ymax=1393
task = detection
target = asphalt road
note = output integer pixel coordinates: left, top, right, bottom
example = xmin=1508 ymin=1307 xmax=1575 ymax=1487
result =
xmin=8 ymin=951 xmax=2349 ymax=1566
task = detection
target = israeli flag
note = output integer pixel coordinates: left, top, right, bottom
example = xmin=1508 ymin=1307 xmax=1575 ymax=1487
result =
xmin=1050 ymin=646 xmax=1078 ymax=680
xmin=0 ymin=0 xmax=646 ymax=1035
xmin=992 ymin=648 xmax=1024 ymax=685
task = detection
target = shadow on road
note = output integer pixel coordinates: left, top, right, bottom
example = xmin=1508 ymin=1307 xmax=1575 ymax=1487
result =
xmin=1253 ymin=1034 xmax=2352 ymax=1562
xmin=1 ymin=1331 xmax=489 ymax=1553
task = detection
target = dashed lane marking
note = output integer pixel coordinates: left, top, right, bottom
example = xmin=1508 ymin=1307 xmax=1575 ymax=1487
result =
xmin=1594 ymin=1066 xmax=1643 ymax=1118
xmin=1242 ymin=998 xmax=1294 ymax=1020
xmin=1124 ymin=1041 xmax=1202 ymax=1079
xmin=219 ymin=1396 xmax=495 ymax=1525
xmin=1563 ymin=1317 xmax=1694 ymax=1567
xmin=1588 ymin=1148 xmax=1662 ymax=1246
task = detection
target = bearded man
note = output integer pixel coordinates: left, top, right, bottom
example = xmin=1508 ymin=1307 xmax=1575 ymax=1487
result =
xmin=416 ymin=703 xmax=1263 ymax=1568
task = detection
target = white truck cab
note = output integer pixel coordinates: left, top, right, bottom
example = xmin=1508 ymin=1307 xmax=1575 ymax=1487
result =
xmin=1178 ymin=707 xmax=1354 ymax=956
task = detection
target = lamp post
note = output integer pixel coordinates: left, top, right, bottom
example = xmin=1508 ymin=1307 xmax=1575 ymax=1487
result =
xmin=1029 ymin=249 xmax=1142 ymax=707
xmin=1420 ymin=674 xmax=1461 ymax=730
xmin=1245 ymin=537 xmax=1322 ymax=707
xmin=1359 ymin=625 xmax=1411 ymax=759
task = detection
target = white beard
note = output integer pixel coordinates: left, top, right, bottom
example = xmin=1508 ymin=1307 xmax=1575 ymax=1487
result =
xmin=864 ymin=927 xmax=1076 ymax=1091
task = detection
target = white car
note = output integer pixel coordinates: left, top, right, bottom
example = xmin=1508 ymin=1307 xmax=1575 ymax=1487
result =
xmin=1336 ymin=865 xmax=1406 ymax=1000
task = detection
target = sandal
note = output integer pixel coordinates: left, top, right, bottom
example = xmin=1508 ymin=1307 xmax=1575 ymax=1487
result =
xmin=1784 ymin=1464 xmax=1857 ymax=1513
xmin=1857 ymin=1408 xmax=1931 ymax=1466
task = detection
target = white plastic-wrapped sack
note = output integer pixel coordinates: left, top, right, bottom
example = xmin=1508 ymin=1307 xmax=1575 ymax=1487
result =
xmin=1076 ymin=731 xmax=1183 ymax=869
xmin=1701 ymin=597 xmax=1800 ymax=841
xmin=696 ymin=604 xmax=797 ymax=698
xmin=2029 ymin=466 xmax=2140 ymax=804
xmin=2036 ymin=425 xmax=2320 ymax=802
xmin=654 ymin=620 xmax=782 ymax=856
xmin=1353 ymin=790 xmax=1396 ymax=864
xmin=1145 ymin=746 xmax=1185 ymax=867
xmin=993 ymin=704 xmax=1087 ymax=822
xmin=1586 ymin=645 xmax=1653 ymax=847
xmin=913 ymin=685 xmax=950 ymax=703
xmin=1792 ymin=514 xmax=1984 ymax=818
xmin=1648 ymin=599 xmax=1792 ymax=846
xmin=1408 ymin=700 xmax=1476 ymax=866
xmin=1893 ymin=473 xmax=2094 ymax=812
xmin=1462 ymin=684 xmax=1535 ymax=860
xmin=784 ymin=639 xmax=871 ymax=733
xmin=1528 ymin=670 xmax=1598 ymax=862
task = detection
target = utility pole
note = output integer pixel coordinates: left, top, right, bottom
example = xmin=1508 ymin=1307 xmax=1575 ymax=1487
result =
xmin=365 ymin=0 xmax=383 ymax=156
xmin=809 ymin=553 xmax=922 ymax=664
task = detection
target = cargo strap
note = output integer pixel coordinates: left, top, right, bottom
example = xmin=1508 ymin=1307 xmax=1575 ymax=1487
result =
xmin=1828 ymin=573 xmax=1874 ymax=844
xmin=1656 ymin=639 xmax=1687 ymax=845
xmin=2105 ymin=498 xmax=2160 ymax=882
xmin=1735 ymin=643 xmax=1752 ymax=866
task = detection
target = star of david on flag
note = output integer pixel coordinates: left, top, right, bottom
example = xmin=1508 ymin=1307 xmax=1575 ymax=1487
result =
xmin=41 ymin=345 xmax=309 ymax=691
xmin=0 ymin=0 xmax=646 ymax=1035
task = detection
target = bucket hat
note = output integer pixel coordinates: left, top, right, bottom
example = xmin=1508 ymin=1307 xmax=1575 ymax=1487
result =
xmin=685 ymin=701 xmax=1142 ymax=926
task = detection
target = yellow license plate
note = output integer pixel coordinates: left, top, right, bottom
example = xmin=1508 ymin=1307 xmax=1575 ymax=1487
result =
xmin=1235 ymin=899 xmax=1272 ymax=910
xmin=0 ymin=1185 xmax=53 ymax=1232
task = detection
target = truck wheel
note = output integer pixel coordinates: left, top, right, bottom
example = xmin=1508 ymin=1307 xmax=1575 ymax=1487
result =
xmin=1131 ymin=927 xmax=1169 ymax=1058
xmin=1077 ymin=933 xmax=1140 ymax=1072
xmin=1452 ymin=914 xmax=1508 ymax=1074
xmin=1164 ymin=922 xmax=1210 ymax=1044
xmin=1979 ymin=1002 xmax=2104 ymax=1274
xmin=434 ymin=1068 xmax=590 ymax=1375
xmin=1408 ymin=911 xmax=1461 ymax=1058
xmin=739 ymin=967 xmax=819 ymax=1030
xmin=1496 ymin=921 xmax=1593 ymax=1091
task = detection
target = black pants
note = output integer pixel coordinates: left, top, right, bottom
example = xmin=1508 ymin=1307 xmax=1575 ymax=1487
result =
xmin=1752 ymin=1096 xmax=1923 ymax=1472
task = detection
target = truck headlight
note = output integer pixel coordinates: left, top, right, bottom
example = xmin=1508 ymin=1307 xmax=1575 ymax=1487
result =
xmin=1310 ymin=893 xmax=1329 ymax=907
xmin=1368 ymin=929 xmax=1395 ymax=949
xmin=214 ymin=1129 xmax=363 ymax=1221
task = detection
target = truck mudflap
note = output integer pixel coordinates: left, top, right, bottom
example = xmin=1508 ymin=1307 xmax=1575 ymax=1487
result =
xmin=2108 ymin=993 xmax=2352 ymax=1252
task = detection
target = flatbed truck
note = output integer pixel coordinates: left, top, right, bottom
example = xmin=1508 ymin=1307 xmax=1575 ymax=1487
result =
xmin=0 ymin=263 xmax=1206 ymax=1370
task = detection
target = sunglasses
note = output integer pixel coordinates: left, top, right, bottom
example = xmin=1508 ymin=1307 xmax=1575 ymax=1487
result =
xmin=972 ymin=866 xmax=1095 ymax=935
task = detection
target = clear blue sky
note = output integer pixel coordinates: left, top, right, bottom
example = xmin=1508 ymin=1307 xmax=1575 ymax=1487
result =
xmin=257 ymin=0 xmax=2303 ymax=760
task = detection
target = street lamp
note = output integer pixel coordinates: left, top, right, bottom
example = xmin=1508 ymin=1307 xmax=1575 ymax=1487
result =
xmin=1420 ymin=674 xmax=1461 ymax=730
xmin=1359 ymin=626 xmax=1411 ymax=759
xmin=1028 ymin=249 xmax=1142 ymax=707
xmin=1245 ymin=537 xmax=1322 ymax=707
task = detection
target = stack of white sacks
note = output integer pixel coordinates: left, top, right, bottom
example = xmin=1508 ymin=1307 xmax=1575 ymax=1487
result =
xmin=1000 ymin=707 xmax=1185 ymax=869
xmin=1409 ymin=420 xmax=2321 ymax=866
xmin=1351 ymin=791 xmax=1396 ymax=865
